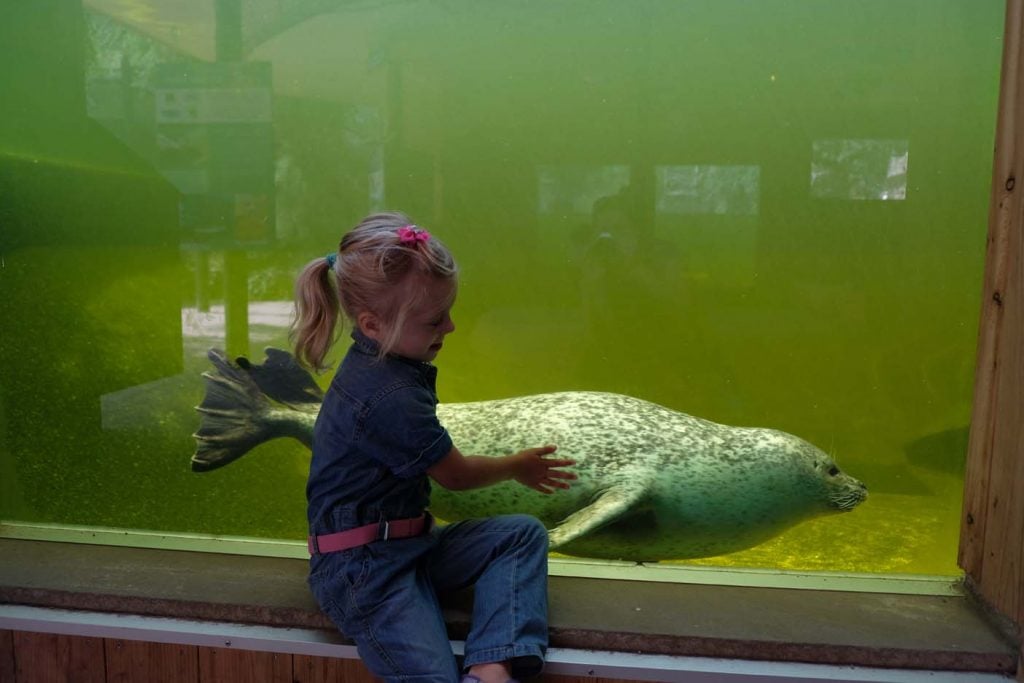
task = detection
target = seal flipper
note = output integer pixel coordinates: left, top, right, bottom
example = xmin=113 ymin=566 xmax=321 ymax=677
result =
xmin=547 ymin=481 xmax=649 ymax=549
xmin=192 ymin=349 xmax=276 ymax=472
xmin=237 ymin=347 xmax=323 ymax=409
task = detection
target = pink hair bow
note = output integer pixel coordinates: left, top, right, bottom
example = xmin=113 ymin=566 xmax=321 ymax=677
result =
xmin=397 ymin=225 xmax=430 ymax=244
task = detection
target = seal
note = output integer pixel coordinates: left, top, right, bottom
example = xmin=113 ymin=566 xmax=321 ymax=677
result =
xmin=193 ymin=348 xmax=867 ymax=561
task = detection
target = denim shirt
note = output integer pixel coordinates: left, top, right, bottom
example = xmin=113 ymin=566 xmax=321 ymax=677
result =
xmin=306 ymin=330 xmax=453 ymax=536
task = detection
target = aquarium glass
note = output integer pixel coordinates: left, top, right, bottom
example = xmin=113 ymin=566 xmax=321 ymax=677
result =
xmin=0 ymin=0 xmax=1005 ymax=577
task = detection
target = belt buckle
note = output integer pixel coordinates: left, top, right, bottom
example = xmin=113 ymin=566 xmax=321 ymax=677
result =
xmin=380 ymin=519 xmax=390 ymax=541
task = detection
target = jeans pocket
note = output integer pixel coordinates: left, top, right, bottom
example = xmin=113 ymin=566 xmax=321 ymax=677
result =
xmin=309 ymin=548 xmax=373 ymax=630
xmin=307 ymin=562 xmax=341 ymax=624
xmin=347 ymin=545 xmax=373 ymax=591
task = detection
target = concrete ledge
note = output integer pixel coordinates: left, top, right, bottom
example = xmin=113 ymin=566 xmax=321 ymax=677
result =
xmin=0 ymin=539 xmax=1018 ymax=675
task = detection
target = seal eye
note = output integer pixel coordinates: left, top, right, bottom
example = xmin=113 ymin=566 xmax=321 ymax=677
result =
xmin=828 ymin=465 xmax=840 ymax=476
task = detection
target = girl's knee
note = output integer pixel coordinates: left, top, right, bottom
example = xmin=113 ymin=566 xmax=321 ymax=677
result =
xmin=505 ymin=514 xmax=549 ymax=550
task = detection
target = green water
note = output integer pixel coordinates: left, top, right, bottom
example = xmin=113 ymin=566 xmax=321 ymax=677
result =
xmin=0 ymin=0 xmax=1004 ymax=576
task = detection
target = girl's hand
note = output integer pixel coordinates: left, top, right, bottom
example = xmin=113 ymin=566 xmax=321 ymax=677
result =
xmin=513 ymin=445 xmax=577 ymax=494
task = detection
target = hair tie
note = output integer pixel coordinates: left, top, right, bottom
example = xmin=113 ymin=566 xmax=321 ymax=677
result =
xmin=325 ymin=253 xmax=337 ymax=269
xmin=397 ymin=225 xmax=430 ymax=244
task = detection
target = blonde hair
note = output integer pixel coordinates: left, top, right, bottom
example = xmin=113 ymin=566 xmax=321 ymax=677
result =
xmin=291 ymin=211 xmax=458 ymax=371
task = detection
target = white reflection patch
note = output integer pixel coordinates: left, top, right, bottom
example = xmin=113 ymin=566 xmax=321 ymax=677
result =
xmin=537 ymin=165 xmax=631 ymax=215
xmin=810 ymin=139 xmax=909 ymax=201
xmin=180 ymin=301 xmax=293 ymax=340
xmin=656 ymin=165 xmax=760 ymax=216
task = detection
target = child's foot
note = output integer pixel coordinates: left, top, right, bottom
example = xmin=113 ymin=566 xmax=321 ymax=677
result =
xmin=462 ymin=659 xmax=518 ymax=683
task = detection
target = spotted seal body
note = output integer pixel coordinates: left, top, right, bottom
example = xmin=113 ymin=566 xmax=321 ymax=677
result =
xmin=193 ymin=349 xmax=867 ymax=561
xmin=435 ymin=391 xmax=865 ymax=560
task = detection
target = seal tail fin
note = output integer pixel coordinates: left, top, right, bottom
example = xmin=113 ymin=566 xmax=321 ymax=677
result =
xmin=191 ymin=349 xmax=276 ymax=472
xmin=237 ymin=347 xmax=323 ymax=408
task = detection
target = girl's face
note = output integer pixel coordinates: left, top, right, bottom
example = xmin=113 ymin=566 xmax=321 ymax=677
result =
xmin=370 ymin=273 xmax=457 ymax=363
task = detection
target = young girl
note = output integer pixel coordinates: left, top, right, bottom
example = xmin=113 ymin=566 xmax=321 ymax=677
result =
xmin=292 ymin=211 xmax=576 ymax=683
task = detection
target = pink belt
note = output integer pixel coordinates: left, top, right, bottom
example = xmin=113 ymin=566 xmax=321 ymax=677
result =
xmin=308 ymin=514 xmax=429 ymax=555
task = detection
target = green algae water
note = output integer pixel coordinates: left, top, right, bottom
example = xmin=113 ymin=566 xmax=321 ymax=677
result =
xmin=0 ymin=0 xmax=1005 ymax=577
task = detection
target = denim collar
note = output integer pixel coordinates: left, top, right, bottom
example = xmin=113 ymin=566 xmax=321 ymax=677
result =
xmin=349 ymin=329 xmax=437 ymax=376
xmin=350 ymin=328 xmax=380 ymax=356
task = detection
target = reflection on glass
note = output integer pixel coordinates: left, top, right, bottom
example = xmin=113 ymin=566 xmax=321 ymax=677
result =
xmin=656 ymin=165 xmax=760 ymax=216
xmin=810 ymin=139 xmax=909 ymax=201
xmin=537 ymin=165 xmax=631 ymax=215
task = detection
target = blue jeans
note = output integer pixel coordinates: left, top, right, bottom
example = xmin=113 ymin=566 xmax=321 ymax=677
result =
xmin=309 ymin=514 xmax=549 ymax=682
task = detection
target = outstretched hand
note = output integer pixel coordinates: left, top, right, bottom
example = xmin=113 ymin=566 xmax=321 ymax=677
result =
xmin=512 ymin=445 xmax=577 ymax=494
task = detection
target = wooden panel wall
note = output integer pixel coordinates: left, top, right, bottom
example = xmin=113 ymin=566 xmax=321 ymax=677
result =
xmin=959 ymin=0 xmax=1024 ymax=638
xmin=2 ymin=630 xmax=16 ymax=683
xmin=105 ymin=639 xmax=198 ymax=683
xmin=2 ymin=629 xmax=635 ymax=683
xmin=10 ymin=631 xmax=105 ymax=683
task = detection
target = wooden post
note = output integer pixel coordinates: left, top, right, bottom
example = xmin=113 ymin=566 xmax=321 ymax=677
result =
xmin=959 ymin=0 xmax=1024 ymax=645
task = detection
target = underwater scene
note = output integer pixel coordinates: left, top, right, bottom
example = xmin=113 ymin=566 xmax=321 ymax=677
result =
xmin=0 ymin=0 xmax=1006 ymax=577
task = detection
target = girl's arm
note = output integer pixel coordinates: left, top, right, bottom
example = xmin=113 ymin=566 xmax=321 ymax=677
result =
xmin=427 ymin=444 xmax=576 ymax=493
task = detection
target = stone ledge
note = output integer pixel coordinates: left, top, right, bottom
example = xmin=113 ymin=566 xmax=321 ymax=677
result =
xmin=0 ymin=539 xmax=1017 ymax=674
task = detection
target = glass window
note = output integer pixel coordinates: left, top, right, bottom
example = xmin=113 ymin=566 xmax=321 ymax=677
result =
xmin=0 ymin=0 xmax=1004 ymax=579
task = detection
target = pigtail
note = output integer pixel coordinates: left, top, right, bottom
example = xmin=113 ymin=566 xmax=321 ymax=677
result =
xmin=291 ymin=257 xmax=341 ymax=372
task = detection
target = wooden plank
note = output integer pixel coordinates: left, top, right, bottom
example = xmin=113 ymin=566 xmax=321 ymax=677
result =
xmin=981 ymin=247 xmax=1024 ymax=622
xmin=0 ymin=630 xmax=15 ymax=683
xmin=960 ymin=0 xmax=1024 ymax=630
xmin=198 ymin=646 xmax=291 ymax=683
xmin=105 ymin=638 xmax=198 ymax=683
xmin=287 ymin=656 xmax=639 ymax=683
xmin=12 ymin=630 xmax=105 ymax=683
xmin=960 ymin=0 xmax=1019 ymax=577
xmin=292 ymin=653 xmax=379 ymax=683
xmin=288 ymin=655 xmax=642 ymax=683
xmin=537 ymin=675 xmax=636 ymax=683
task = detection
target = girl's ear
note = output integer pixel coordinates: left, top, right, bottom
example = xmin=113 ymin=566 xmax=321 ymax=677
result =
xmin=357 ymin=311 xmax=383 ymax=341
